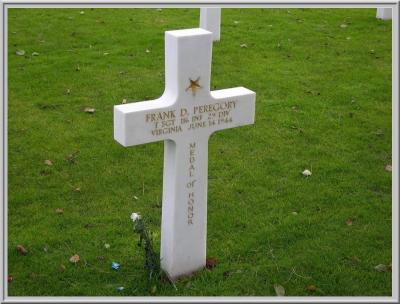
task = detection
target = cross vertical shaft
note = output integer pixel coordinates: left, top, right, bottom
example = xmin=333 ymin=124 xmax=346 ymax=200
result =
xmin=161 ymin=29 xmax=213 ymax=279
xmin=161 ymin=135 xmax=209 ymax=278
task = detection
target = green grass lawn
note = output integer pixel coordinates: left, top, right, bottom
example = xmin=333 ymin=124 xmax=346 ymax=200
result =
xmin=7 ymin=8 xmax=392 ymax=296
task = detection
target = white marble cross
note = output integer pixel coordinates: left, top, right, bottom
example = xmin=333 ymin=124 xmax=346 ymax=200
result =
xmin=114 ymin=28 xmax=255 ymax=281
xmin=200 ymin=8 xmax=221 ymax=41
xmin=376 ymin=8 xmax=392 ymax=20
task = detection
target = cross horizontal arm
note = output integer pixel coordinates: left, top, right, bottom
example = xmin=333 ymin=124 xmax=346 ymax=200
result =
xmin=114 ymin=96 xmax=175 ymax=147
xmin=207 ymin=86 xmax=256 ymax=135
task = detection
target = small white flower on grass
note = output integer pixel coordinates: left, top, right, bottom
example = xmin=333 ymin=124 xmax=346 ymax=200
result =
xmin=273 ymin=284 xmax=285 ymax=296
xmin=130 ymin=212 xmax=141 ymax=222
xmin=302 ymin=169 xmax=312 ymax=177
xmin=44 ymin=159 xmax=53 ymax=166
xmin=104 ymin=243 xmax=110 ymax=249
xmin=69 ymin=254 xmax=80 ymax=263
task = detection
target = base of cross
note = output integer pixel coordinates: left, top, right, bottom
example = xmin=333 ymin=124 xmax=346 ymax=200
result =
xmin=164 ymin=265 xmax=205 ymax=283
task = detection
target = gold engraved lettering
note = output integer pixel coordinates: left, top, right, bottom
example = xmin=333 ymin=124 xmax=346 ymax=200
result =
xmin=180 ymin=108 xmax=188 ymax=117
xmin=161 ymin=119 xmax=175 ymax=127
xmin=146 ymin=110 xmax=176 ymax=123
xmin=187 ymin=143 xmax=196 ymax=225
xmin=189 ymin=164 xmax=195 ymax=177
xmin=188 ymin=121 xmax=207 ymax=130
xmin=151 ymin=125 xmax=182 ymax=136
xmin=186 ymin=180 xmax=196 ymax=188
xmin=193 ymin=101 xmax=236 ymax=115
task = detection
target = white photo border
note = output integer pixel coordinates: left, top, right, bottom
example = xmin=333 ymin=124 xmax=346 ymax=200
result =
xmin=0 ymin=1 xmax=398 ymax=303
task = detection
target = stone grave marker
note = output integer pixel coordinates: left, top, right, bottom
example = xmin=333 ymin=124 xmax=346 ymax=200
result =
xmin=376 ymin=8 xmax=392 ymax=20
xmin=114 ymin=28 xmax=256 ymax=281
xmin=200 ymin=8 xmax=221 ymax=41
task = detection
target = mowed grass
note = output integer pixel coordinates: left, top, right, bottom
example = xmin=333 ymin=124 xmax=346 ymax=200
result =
xmin=7 ymin=8 xmax=392 ymax=296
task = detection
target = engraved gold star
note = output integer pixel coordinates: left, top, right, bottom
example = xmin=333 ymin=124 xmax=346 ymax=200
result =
xmin=185 ymin=77 xmax=202 ymax=96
